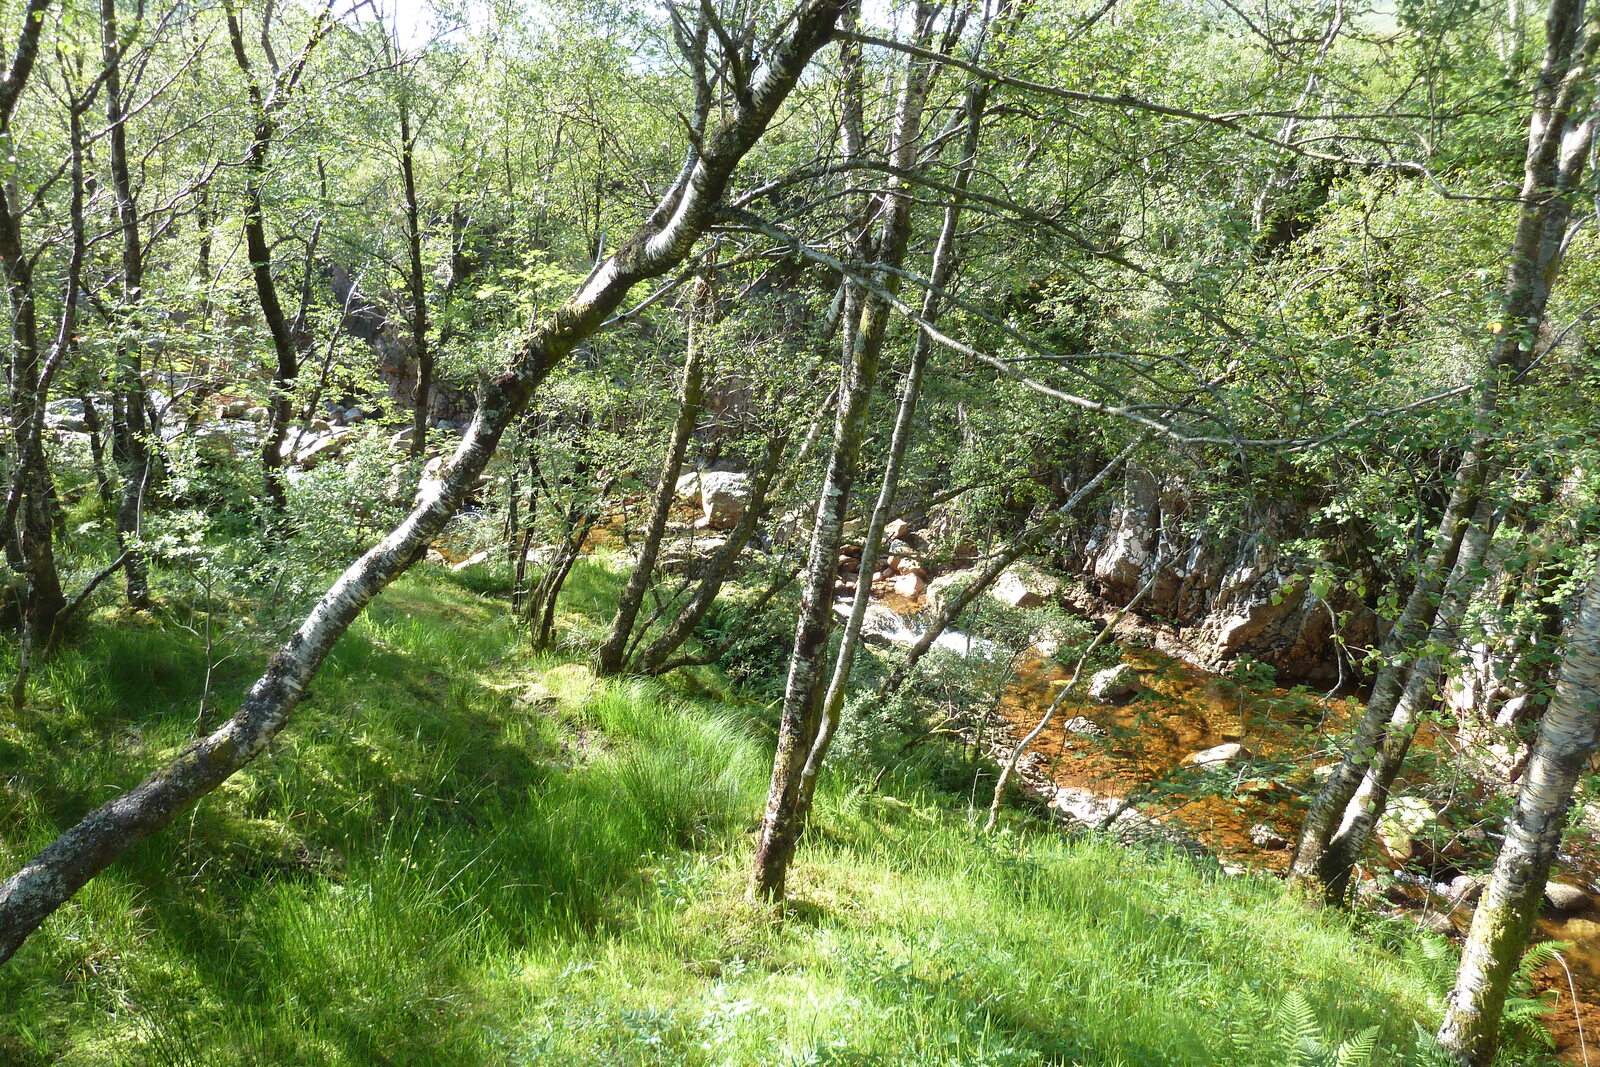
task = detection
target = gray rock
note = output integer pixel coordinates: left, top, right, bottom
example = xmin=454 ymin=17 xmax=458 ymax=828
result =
xmin=698 ymin=471 xmax=749 ymax=530
xmin=1249 ymin=823 xmax=1289 ymax=850
xmin=192 ymin=428 xmax=236 ymax=460
xmin=1376 ymin=796 xmax=1438 ymax=859
xmin=989 ymin=561 xmax=1060 ymax=609
xmin=1061 ymin=716 xmax=1107 ymax=737
xmin=1088 ymin=664 xmax=1140 ymax=704
xmin=1544 ymin=880 xmax=1590 ymax=913
xmin=1415 ymin=912 xmax=1454 ymax=935
xmin=1495 ymin=694 xmax=1529 ymax=727
xmin=1447 ymin=874 xmax=1486 ymax=903
xmin=926 ymin=570 xmax=974 ymax=614
xmin=1184 ymin=742 xmax=1250 ymax=770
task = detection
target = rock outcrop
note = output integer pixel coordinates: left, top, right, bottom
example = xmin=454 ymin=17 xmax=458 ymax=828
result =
xmin=1060 ymin=464 xmax=1378 ymax=683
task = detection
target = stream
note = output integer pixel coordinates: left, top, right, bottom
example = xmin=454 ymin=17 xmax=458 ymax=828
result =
xmin=862 ymin=591 xmax=1600 ymax=1064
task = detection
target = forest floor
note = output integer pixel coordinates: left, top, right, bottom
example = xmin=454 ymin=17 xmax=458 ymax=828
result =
xmin=0 ymin=558 xmax=1553 ymax=1065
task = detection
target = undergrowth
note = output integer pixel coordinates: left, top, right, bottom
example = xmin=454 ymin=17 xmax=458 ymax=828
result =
xmin=0 ymin=558 xmax=1550 ymax=1065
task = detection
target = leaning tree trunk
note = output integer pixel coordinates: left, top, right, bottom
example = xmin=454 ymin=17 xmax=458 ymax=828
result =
xmin=1291 ymin=0 xmax=1596 ymax=900
xmin=1436 ymin=561 xmax=1600 ymax=1066
xmin=1316 ymin=491 xmax=1501 ymax=899
xmin=751 ymin=12 xmax=937 ymax=902
xmin=0 ymin=0 xmax=849 ymax=967
xmin=632 ymin=426 xmax=793 ymax=674
xmin=594 ymin=273 xmax=711 ymax=675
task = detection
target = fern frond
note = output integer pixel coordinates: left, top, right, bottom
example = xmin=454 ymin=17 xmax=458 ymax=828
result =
xmin=1275 ymin=990 xmax=1322 ymax=1066
xmin=1513 ymin=939 xmax=1571 ymax=992
xmin=1406 ymin=1024 xmax=1460 ymax=1067
xmin=1334 ymin=1024 xmax=1379 ymax=1067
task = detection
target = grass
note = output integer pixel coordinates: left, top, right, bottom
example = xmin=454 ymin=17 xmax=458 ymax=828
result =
xmin=0 ymin=557 xmax=1532 ymax=1065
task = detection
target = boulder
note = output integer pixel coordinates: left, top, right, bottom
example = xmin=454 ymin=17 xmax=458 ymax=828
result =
xmin=295 ymin=433 xmax=346 ymax=469
xmin=674 ymin=470 xmax=700 ymax=502
xmin=222 ymin=398 xmax=252 ymax=419
xmin=1061 ymin=716 xmax=1107 ymax=737
xmin=1249 ymin=823 xmax=1290 ymax=850
xmin=698 ymin=471 xmax=750 ymax=530
xmin=658 ymin=534 xmax=728 ymax=574
xmin=451 ymin=549 xmax=491 ymax=572
xmin=894 ymin=557 xmax=926 ymax=577
xmin=833 ymin=602 xmax=913 ymax=647
xmin=1376 ymin=796 xmax=1438 ymax=859
xmin=246 ymin=405 xmax=270 ymax=422
xmin=1088 ymin=664 xmax=1140 ymax=704
xmin=344 ymin=406 xmax=367 ymax=424
xmin=1033 ymin=628 xmax=1067 ymax=658
xmin=892 ymin=572 xmax=926 ymax=597
xmin=1447 ymin=874 xmax=1486 ymax=903
xmin=414 ymin=454 xmax=447 ymax=503
xmin=883 ymin=518 xmax=910 ymax=542
xmin=1184 ymin=742 xmax=1250 ymax=770
xmin=1415 ymin=912 xmax=1455 ymax=936
xmin=926 ymin=569 xmax=974 ymax=613
xmin=389 ymin=426 xmax=416 ymax=450
xmin=1495 ymin=694 xmax=1529 ymax=727
xmin=989 ymin=561 xmax=1060 ymax=609
xmin=1544 ymin=880 xmax=1591 ymax=914
xmin=192 ymin=428 xmax=237 ymax=460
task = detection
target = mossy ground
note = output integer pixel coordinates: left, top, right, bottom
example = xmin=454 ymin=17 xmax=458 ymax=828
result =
xmin=0 ymin=559 xmax=1534 ymax=1065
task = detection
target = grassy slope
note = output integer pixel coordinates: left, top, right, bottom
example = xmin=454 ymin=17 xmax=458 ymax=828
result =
xmin=0 ymin=560 xmax=1496 ymax=1065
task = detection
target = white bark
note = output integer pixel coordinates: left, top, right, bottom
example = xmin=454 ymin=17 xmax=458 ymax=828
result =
xmin=1437 ymin=562 xmax=1600 ymax=1065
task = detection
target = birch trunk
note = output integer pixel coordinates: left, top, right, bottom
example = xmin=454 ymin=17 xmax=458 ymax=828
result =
xmin=1290 ymin=0 xmax=1595 ymax=899
xmin=0 ymin=1 xmax=63 ymax=647
xmin=750 ymin=11 xmax=935 ymax=901
xmin=1317 ymin=492 xmax=1500 ymax=898
xmin=595 ymin=275 xmax=711 ymax=675
xmin=0 ymin=0 xmax=848 ymax=966
xmin=221 ymin=1 xmax=331 ymax=514
xmin=793 ymin=29 xmax=996 ymax=822
xmin=1436 ymin=562 xmax=1600 ymax=1066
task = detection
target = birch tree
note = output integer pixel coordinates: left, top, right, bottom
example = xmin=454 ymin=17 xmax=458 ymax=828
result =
xmin=1289 ymin=0 xmax=1598 ymax=901
xmin=0 ymin=0 xmax=851 ymax=967
xmin=1436 ymin=560 xmax=1600 ymax=1065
